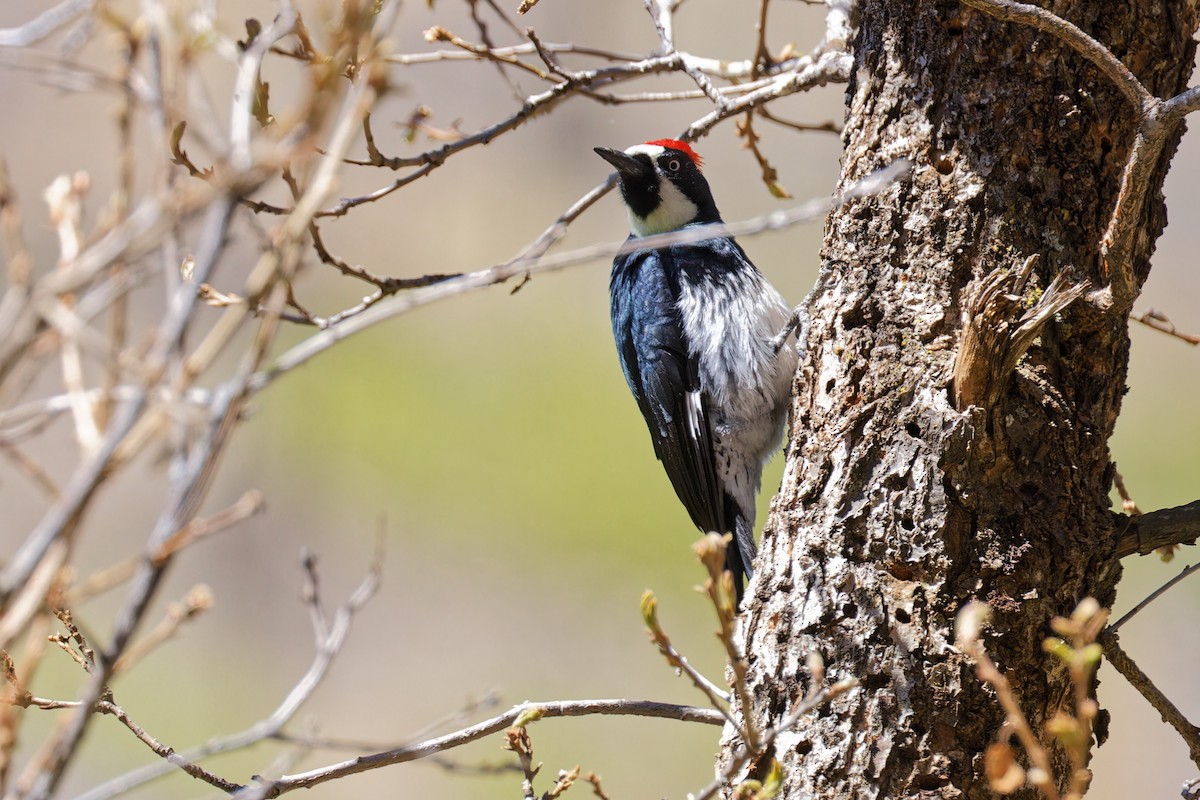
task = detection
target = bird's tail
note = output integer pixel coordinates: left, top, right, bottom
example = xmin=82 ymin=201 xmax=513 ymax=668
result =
xmin=726 ymin=506 xmax=758 ymax=605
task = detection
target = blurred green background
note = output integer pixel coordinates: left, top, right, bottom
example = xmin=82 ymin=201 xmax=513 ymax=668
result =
xmin=0 ymin=1 xmax=1197 ymax=798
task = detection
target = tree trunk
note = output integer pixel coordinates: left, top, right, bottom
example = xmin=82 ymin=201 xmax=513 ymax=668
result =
xmin=726 ymin=2 xmax=1197 ymax=798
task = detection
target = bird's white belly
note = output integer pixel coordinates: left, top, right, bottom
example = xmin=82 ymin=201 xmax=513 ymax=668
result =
xmin=676 ymin=270 xmax=796 ymax=476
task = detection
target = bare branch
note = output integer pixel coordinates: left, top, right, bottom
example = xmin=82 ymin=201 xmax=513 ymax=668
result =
xmin=387 ymin=38 xmax=811 ymax=81
xmin=737 ymin=111 xmax=792 ymax=198
xmin=684 ymin=49 xmax=852 ymax=141
xmin=0 ymin=191 xmax=238 ymax=610
xmin=15 ymin=2 xmax=405 ymax=791
xmin=1110 ymin=562 xmax=1200 ymax=633
xmin=1115 ymin=499 xmax=1200 ymax=558
xmin=424 ymin=25 xmax=552 ymax=81
xmin=234 ymin=23 xmax=851 ymax=224
xmin=1162 ymin=85 xmax=1200 ymax=119
xmin=640 ymin=590 xmax=738 ymax=729
xmin=250 ymin=699 xmax=724 ymax=798
xmin=111 ymin=585 xmax=214 ymax=674
xmin=0 ymin=442 xmax=60 ymax=498
xmin=757 ymin=106 xmax=841 ymax=135
xmin=307 ymin=52 xmax=685 ymax=217
xmin=0 ymin=0 xmax=96 ymax=48
xmin=1100 ymin=631 xmax=1200 ymax=769
xmin=65 ymin=490 xmax=265 ymax=606
xmin=74 ymin=547 xmax=382 ymax=800
xmin=1132 ymin=308 xmax=1200 ymax=346
xmin=271 ymin=690 xmax=503 ymax=754
xmin=230 ymin=11 xmax=298 ymax=171
xmin=51 ymin=698 xmax=243 ymax=794
xmin=691 ymin=534 xmax=758 ymax=750
xmin=1099 ymin=115 xmax=1173 ymax=309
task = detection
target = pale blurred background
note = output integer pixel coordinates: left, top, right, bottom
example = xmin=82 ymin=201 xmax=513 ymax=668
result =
xmin=0 ymin=1 xmax=1196 ymax=797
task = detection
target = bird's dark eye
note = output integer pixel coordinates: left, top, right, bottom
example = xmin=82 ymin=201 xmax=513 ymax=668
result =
xmin=666 ymin=159 xmax=681 ymax=172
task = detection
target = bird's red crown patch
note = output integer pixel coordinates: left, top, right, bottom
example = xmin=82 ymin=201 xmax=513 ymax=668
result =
xmin=645 ymin=139 xmax=703 ymax=170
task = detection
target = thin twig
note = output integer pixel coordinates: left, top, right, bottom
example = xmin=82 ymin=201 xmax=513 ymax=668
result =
xmin=271 ymin=689 xmax=503 ymax=752
xmin=1132 ymin=308 xmax=1200 ymax=346
xmin=957 ymin=602 xmax=1060 ymax=800
xmin=251 ymin=699 xmax=724 ymax=797
xmin=753 ymin=0 xmax=772 ymax=76
xmin=21 ymin=4 xmax=403 ymax=793
xmin=230 ymin=10 xmax=297 ymax=171
xmin=425 ymin=25 xmax=551 ymax=82
xmin=0 ymin=442 xmax=60 ymax=498
xmin=737 ymin=111 xmax=792 ymax=198
xmin=66 ymin=490 xmax=264 ymax=604
xmin=758 ymin=106 xmax=841 ymax=135
xmin=386 ymin=39 xmax=806 ymax=80
xmin=247 ymin=159 xmax=910 ymax=394
xmin=74 ymin=546 xmax=384 ymax=800
xmin=111 ymin=585 xmax=214 ymax=674
xmin=1099 ymin=631 xmax=1200 ymax=768
xmin=12 ymin=696 xmax=243 ymax=793
xmin=640 ymin=590 xmax=739 ymax=732
xmin=691 ymin=534 xmax=759 ymax=751
xmin=1112 ymin=466 xmax=1141 ymax=516
xmin=684 ymin=49 xmax=852 ymax=141
xmin=1110 ymin=562 xmax=1200 ymax=632
xmin=691 ymin=678 xmax=856 ymax=800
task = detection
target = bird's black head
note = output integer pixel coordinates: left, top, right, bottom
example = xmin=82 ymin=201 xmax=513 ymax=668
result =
xmin=594 ymin=139 xmax=722 ymax=237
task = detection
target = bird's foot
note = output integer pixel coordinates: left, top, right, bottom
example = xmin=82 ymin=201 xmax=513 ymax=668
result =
xmin=771 ymin=308 xmax=804 ymax=354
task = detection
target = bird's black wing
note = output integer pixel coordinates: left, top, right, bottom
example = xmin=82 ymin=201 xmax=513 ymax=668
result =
xmin=610 ymin=248 xmax=728 ymax=537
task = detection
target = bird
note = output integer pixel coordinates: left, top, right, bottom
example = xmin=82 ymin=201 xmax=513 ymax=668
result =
xmin=595 ymin=139 xmax=798 ymax=603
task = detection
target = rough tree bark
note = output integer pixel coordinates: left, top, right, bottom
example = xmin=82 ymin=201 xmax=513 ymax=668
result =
xmin=726 ymin=2 xmax=1197 ymax=798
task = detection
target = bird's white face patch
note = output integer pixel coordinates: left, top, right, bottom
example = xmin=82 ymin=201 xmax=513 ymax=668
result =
xmin=622 ymin=144 xmax=700 ymax=237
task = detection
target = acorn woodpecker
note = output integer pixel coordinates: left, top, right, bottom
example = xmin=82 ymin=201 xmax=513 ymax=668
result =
xmin=595 ymin=139 xmax=797 ymax=602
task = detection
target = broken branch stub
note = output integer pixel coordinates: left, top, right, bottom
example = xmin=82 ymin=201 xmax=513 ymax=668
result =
xmin=952 ymin=254 xmax=1090 ymax=411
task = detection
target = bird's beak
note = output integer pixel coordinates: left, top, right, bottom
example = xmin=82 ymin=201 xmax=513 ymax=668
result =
xmin=594 ymin=147 xmax=653 ymax=183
